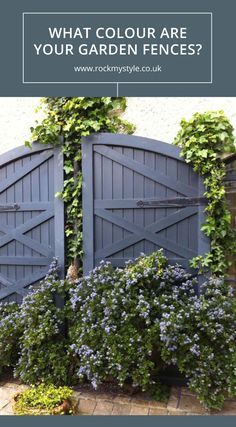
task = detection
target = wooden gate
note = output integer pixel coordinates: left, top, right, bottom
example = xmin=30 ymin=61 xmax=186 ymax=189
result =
xmin=82 ymin=133 xmax=209 ymax=275
xmin=0 ymin=143 xmax=64 ymax=302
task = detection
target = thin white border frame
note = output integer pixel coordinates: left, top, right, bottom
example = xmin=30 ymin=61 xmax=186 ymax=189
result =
xmin=22 ymin=12 xmax=213 ymax=85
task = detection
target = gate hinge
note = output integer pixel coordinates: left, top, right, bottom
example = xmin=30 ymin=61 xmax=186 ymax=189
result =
xmin=0 ymin=204 xmax=20 ymax=211
xmin=136 ymin=197 xmax=207 ymax=208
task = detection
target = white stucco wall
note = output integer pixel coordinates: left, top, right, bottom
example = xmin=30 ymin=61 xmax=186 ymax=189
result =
xmin=0 ymin=98 xmax=41 ymax=155
xmin=0 ymin=97 xmax=236 ymax=155
xmin=124 ymin=98 xmax=236 ymax=144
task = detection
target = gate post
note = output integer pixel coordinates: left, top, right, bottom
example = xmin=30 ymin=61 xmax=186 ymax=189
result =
xmin=54 ymin=146 xmax=65 ymax=279
xmin=82 ymin=140 xmax=94 ymax=274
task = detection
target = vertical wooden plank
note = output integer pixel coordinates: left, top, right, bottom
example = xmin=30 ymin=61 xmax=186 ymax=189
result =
xmin=14 ymin=158 xmax=24 ymax=282
xmin=133 ymin=148 xmax=145 ymax=257
xmin=166 ymin=157 xmax=178 ymax=254
xmin=155 ymin=153 xmax=167 ymax=248
xmin=189 ymin=214 xmax=198 ymax=252
xmin=39 ymin=157 xmax=49 ymax=264
xmin=22 ymin=156 xmax=33 ymax=277
xmin=144 ymin=151 xmax=155 ymax=254
xmin=111 ymin=147 xmax=123 ymax=258
xmin=102 ymin=149 xmax=113 ymax=249
xmin=94 ymin=152 xmax=103 ymax=252
xmin=54 ymin=147 xmax=65 ymax=277
xmin=82 ymin=141 xmax=94 ymax=274
xmin=6 ymin=162 xmax=16 ymax=284
xmin=0 ymin=165 xmax=8 ymax=285
xmin=47 ymin=156 xmax=55 ymax=253
xmin=177 ymin=161 xmax=190 ymax=260
xmin=31 ymin=160 xmax=41 ymax=265
xmin=123 ymin=147 xmax=134 ymax=260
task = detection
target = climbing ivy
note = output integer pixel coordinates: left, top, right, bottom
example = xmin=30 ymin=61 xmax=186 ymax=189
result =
xmin=174 ymin=110 xmax=236 ymax=274
xmin=27 ymin=97 xmax=135 ymax=269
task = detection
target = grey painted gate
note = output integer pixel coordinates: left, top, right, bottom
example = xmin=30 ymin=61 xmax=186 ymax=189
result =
xmin=0 ymin=143 xmax=64 ymax=302
xmin=82 ymin=133 xmax=209 ymax=275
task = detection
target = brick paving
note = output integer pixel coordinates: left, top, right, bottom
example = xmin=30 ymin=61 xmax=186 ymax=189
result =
xmin=1 ymin=378 xmax=236 ymax=415
xmin=73 ymin=386 xmax=236 ymax=415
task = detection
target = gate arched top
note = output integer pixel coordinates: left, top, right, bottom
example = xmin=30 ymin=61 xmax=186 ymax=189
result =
xmin=82 ymin=133 xmax=184 ymax=162
xmin=0 ymin=142 xmax=52 ymax=167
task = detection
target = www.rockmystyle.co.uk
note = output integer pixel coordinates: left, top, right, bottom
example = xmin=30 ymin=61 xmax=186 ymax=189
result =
xmin=73 ymin=64 xmax=162 ymax=74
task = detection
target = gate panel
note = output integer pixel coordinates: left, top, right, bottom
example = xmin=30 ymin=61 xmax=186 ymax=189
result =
xmin=82 ymin=133 xmax=209 ymax=275
xmin=0 ymin=143 xmax=64 ymax=302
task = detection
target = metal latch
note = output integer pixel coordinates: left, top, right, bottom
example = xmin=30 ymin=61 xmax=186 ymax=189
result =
xmin=136 ymin=197 xmax=207 ymax=208
xmin=0 ymin=204 xmax=20 ymax=211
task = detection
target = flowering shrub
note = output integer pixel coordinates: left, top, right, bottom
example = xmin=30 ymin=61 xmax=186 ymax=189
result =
xmin=0 ymin=302 xmax=22 ymax=375
xmin=15 ymin=259 xmax=72 ymax=385
xmin=160 ymin=276 xmax=236 ymax=409
xmin=68 ymin=253 xmax=236 ymax=409
xmin=67 ymin=251 xmax=193 ymax=393
xmin=1 ymin=255 xmax=236 ymax=410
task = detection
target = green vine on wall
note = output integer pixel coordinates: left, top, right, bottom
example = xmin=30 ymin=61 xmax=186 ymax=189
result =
xmin=174 ymin=110 xmax=236 ymax=275
xmin=27 ymin=97 xmax=135 ymax=270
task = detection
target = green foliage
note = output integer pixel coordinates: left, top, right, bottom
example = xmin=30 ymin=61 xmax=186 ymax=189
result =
xmin=28 ymin=97 xmax=135 ymax=267
xmin=0 ymin=302 xmax=22 ymax=375
xmin=15 ymin=259 xmax=73 ymax=385
xmin=160 ymin=277 xmax=236 ymax=409
xmin=68 ymin=251 xmax=168 ymax=391
xmin=13 ymin=384 xmax=74 ymax=415
xmin=174 ymin=110 xmax=236 ymax=274
xmin=1 ymin=254 xmax=236 ymax=410
xmin=68 ymin=252 xmax=236 ymax=409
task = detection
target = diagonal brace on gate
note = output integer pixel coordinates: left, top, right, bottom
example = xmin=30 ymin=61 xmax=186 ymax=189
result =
xmin=0 ymin=210 xmax=54 ymax=257
xmin=0 ymin=268 xmax=49 ymax=299
xmin=0 ymin=150 xmax=54 ymax=194
xmin=94 ymin=145 xmax=197 ymax=198
xmin=95 ymin=206 xmax=198 ymax=259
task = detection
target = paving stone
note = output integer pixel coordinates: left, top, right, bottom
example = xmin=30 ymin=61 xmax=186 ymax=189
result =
xmin=131 ymin=398 xmax=151 ymax=407
xmin=93 ymin=401 xmax=114 ymax=415
xmin=0 ymin=401 xmax=10 ymax=411
xmin=167 ymin=409 xmax=188 ymax=416
xmin=2 ymin=381 xmax=21 ymax=389
xmin=167 ymin=387 xmax=180 ymax=410
xmin=181 ymin=387 xmax=197 ymax=396
xmin=149 ymin=400 xmax=167 ymax=409
xmin=78 ymin=398 xmax=96 ymax=415
xmin=130 ymin=405 xmax=149 ymax=415
xmin=0 ymin=388 xmax=13 ymax=409
xmin=132 ymin=392 xmax=150 ymax=401
xmin=0 ymin=403 xmax=14 ymax=415
xmin=149 ymin=407 xmax=168 ymax=415
xmin=212 ymin=400 xmax=236 ymax=415
xmin=178 ymin=394 xmax=207 ymax=415
xmin=78 ymin=391 xmax=97 ymax=399
xmin=95 ymin=392 xmax=115 ymax=401
xmin=112 ymin=403 xmax=131 ymax=415
xmin=113 ymin=395 xmax=132 ymax=404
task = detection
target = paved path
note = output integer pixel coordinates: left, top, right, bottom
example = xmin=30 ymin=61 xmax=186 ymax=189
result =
xmin=1 ymin=378 xmax=236 ymax=415
xmin=74 ymin=386 xmax=236 ymax=415
xmin=0 ymin=379 xmax=28 ymax=415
